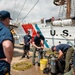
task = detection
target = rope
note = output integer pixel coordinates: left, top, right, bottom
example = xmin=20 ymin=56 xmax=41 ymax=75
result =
xmin=13 ymin=0 xmax=16 ymax=19
xmin=21 ymin=0 xmax=39 ymax=22
xmin=17 ymin=0 xmax=27 ymax=20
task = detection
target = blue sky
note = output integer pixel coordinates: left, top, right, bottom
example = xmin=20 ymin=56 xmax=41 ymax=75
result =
xmin=0 ymin=0 xmax=60 ymax=23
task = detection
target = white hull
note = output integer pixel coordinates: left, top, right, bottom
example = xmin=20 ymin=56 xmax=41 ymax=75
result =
xmin=35 ymin=22 xmax=75 ymax=48
xmin=14 ymin=20 xmax=75 ymax=48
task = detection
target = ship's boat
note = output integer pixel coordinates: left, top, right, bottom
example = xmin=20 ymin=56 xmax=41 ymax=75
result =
xmin=53 ymin=0 xmax=66 ymax=6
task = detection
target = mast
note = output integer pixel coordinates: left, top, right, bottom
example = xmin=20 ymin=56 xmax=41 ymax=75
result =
xmin=66 ymin=0 xmax=71 ymax=19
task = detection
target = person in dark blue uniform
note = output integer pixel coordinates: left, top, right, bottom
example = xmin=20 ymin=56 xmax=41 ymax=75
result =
xmin=21 ymin=31 xmax=32 ymax=59
xmin=51 ymin=44 xmax=74 ymax=73
xmin=0 ymin=10 xmax=14 ymax=75
xmin=72 ymin=52 xmax=75 ymax=75
xmin=32 ymin=31 xmax=45 ymax=66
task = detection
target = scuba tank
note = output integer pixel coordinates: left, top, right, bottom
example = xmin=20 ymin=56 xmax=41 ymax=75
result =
xmin=50 ymin=54 xmax=57 ymax=75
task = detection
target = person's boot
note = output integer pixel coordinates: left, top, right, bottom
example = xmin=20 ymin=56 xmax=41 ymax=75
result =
xmin=21 ymin=54 xmax=25 ymax=59
xmin=27 ymin=55 xmax=29 ymax=59
xmin=38 ymin=62 xmax=40 ymax=66
xmin=32 ymin=61 xmax=35 ymax=65
xmin=22 ymin=55 xmax=25 ymax=58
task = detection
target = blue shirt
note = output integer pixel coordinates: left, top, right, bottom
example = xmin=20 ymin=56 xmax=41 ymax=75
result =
xmin=0 ymin=22 xmax=14 ymax=58
xmin=24 ymin=35 xmax=31 ymax=46
xmin=56 ymin=44 xmax=70 ymax=52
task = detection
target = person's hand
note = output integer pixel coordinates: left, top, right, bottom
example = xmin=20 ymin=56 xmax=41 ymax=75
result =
xmin=37 ymin=46 xmax=44 ymax=50
xmin=27 ymin=42 xmax=29 ymax=44
xmin=41 ymin=46 xmax=44 ymax=49
xmin=37 ymin=47 xmax=41 ymax=49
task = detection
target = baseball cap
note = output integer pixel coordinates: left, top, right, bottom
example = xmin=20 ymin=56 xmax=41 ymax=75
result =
xmin=51 ymin=46 xmax=55 ymax=52
xmin=0 ymin=10 xmax=12 ymax=20
xmin=37 ymin=31 xmax=41 ymax=34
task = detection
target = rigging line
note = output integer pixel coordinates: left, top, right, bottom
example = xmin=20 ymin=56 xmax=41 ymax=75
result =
xmin=17 ymin=0 xmax=27 ymax=20
xmin=13 ymin=0 xmax=16 ymax=19
xmin=13 ymin=0 xmax=19 ymax=20
xmin=58 ymin=5 xmax=65 ymax=19
xmin=13 ymin=0 xmax=22 ymax=20
xmin=73 ymin=0 xmax=75 ymax=16
xmin=62 ymin=5 xmax=66 ymax=18
xmin=58 ymin=5 xmax=62 ymax=18
xmin=21 ymin=0 xmax=39 ymax=22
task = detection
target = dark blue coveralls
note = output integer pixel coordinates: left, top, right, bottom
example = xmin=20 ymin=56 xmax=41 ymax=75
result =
xmin=23 ymin=35 xmax=32 ymax=50
xmin=0 ymin=22 xmax=14 ymax=75
xmin=22 ymin=34 xmax=32 ymax=57
xmin=56 ymin=44 xmax=74 ymax=73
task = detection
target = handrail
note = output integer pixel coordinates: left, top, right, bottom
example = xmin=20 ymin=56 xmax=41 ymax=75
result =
xmin=61 ymin=35 xmax=74 ymax=48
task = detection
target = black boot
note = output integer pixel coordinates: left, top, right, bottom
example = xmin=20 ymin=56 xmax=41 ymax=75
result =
xmin=21 ymin=54 xmax=25 ymax=59
xmin=38 ymin=63 xmax=40 ymax=66
xmin=27 ymin=55 xmax=29 ymax=59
